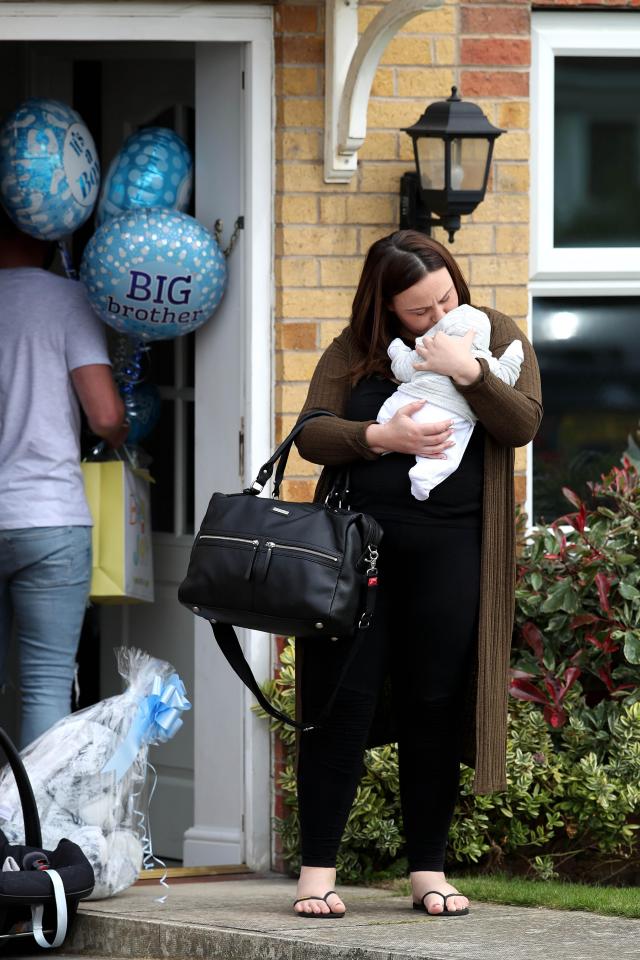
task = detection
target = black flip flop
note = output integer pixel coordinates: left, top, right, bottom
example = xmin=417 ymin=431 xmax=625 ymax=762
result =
xmin=413 ymin=890 xmax=469 ymax=918
xmin=293 ymin=889 xmax=345 ymax=919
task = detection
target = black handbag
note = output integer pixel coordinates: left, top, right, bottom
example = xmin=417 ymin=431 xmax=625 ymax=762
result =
xmin=178 ymin=410 xmax=383 ymax=730
xmin=0 ymin=727 xmax=94 ymax=950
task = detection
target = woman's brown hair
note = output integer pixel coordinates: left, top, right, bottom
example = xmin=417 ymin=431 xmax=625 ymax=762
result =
xmin=349 ymin=230 xmax=470 ymax=384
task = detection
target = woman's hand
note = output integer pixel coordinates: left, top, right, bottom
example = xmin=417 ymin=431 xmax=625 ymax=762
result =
xmin=365 ymin=400 xmax=455 ymax=458
xmin=414 ymin=329 xmax=482 ymax=385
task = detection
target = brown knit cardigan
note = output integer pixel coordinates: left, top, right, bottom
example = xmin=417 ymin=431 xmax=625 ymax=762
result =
xmin=293 ymin=307 xmax=543 ymax=795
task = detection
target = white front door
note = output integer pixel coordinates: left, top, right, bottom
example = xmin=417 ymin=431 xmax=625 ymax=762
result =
xmin=183 ymin=40 xmax=272 ymax=871
xmin=0 ymin=3 xmax=273 ymax=871
xmin=91 ymin=44 xmax=200 ymax=864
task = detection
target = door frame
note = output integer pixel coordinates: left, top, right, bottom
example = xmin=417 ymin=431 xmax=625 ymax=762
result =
xmin=0 ymin=2 xmax=274 ymax=871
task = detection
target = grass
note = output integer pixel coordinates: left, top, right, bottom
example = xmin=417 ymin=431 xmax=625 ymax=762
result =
xmin=384 ymin=874 xmax=640 ymax=919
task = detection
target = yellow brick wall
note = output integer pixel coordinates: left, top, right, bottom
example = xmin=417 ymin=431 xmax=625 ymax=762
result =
xmin=275 ymin=0 xmax=530 ymax=503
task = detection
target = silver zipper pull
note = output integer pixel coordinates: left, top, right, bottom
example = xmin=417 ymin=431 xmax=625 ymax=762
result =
xmin=244 ymin=539 xmax=260 ymax=580
xmin=254 ymin=540 xmax=274 ymax=582
xmin=264 ymin=541 xmax=274 ymax=572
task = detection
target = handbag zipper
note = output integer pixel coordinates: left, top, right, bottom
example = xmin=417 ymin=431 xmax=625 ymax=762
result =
xmin=264 ymin=541 xmax=339 ymax=562
xmin=198 ymin=535 xmax=338 ymax=584
xmin=254 ymin=540 xmax=339 ymax=583
xmin=199 ymin=535 xmax=260 ymax=547
xmin=199 ymin=535 xmax=337 ymax=563
xmin=199 ymin=534 xmax=260 ymax=579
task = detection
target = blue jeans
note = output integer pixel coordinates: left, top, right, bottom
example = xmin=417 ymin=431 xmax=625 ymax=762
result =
xmin=0 ymin=526 xmax=92 ymax=748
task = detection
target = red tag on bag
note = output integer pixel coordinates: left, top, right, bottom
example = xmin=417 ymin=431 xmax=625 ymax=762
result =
xmin=368 ymin=576 xmax=378 ymax=587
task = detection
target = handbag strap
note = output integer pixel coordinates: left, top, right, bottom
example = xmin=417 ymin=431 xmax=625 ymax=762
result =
xmin=211 ymin=616 xmax=367 ymax=733
xmin=325 ymin=467 xmax=351 ymax=510
xmin=248 ymin=409 xmax=338 ymax=497
xmin=209 ymin=551 xmax=379 ymax=732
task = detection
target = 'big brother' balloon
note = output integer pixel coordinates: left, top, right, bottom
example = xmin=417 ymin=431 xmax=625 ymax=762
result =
xmin=0 ymin=98 xmax=100 ymax=239
xmin=80 ymin=209 xmax=227 ymax=341
xmin=97 ymin=128 xmax=192 ymax=225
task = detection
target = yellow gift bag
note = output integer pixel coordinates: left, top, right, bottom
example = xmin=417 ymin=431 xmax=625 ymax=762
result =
xmin=81 ymin=460 xmax=154 ymax=603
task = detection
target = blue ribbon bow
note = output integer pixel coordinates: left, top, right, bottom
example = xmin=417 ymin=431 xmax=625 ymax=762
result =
xmin=102 ymin=673 xmax=191 ymax=782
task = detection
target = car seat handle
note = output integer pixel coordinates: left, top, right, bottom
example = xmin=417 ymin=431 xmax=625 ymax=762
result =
xmin=0 ymin=728 xmax=42 ymax=849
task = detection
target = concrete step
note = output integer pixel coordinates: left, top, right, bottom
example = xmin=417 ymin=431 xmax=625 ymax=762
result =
xmin=55 ymin=877 xmax=640 ymax=960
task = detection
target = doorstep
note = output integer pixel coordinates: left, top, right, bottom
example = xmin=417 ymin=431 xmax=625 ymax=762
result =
xmin=60 ymin=876 xmax=640 ymax=960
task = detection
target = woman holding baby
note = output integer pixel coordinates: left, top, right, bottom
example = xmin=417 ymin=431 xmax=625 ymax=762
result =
xmin=291 ymin=231 xmax=542 ymax=919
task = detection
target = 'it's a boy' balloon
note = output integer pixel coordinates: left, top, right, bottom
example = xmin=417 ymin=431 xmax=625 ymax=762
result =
xmin=0 ymin=98 xmax=99 ymax=239
xmin=97 ymin=128 xmax=192 ymax=225
xmin=80 ymin=209 xmax=226 ymax=342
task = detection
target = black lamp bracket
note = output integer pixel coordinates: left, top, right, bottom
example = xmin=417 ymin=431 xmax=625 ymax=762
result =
xmin=399 ymin=171 xmax=461 ymax=244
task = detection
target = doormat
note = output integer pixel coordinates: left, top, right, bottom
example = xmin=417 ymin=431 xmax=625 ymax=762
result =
xmin=136 ymin=864 xmax=252 ymax=884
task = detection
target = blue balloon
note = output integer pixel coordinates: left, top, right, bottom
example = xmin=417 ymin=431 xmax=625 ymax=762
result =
xmin=80 ymin=209 xmax=227 ymax=342
xmin=123 ymin=382 xmax=162 ymax=444
xmin=97 ymin=128 xmax=192 ymax=225
xmin=0 ymin=98 xmax=100 ymax=240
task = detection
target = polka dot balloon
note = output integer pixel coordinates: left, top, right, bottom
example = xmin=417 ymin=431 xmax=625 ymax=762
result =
xmin=0 ymin=98 xmax=100 ymax=240
xmin=97 ymin=127 xmax=192 ymax=225
xmin=80 ymin=209 xmax=227 ymax=342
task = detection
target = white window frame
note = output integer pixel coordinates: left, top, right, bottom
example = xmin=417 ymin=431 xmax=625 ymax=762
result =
xmin=531 ymin=11 xmax=640 ymax=282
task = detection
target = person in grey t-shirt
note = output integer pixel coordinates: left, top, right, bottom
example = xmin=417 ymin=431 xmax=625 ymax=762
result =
xmin=0 ymin=211 xmax=128 ymax=747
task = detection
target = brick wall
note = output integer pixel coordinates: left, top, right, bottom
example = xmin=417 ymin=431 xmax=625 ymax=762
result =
xmin=275 ymin=0 xmax=532 ymax=507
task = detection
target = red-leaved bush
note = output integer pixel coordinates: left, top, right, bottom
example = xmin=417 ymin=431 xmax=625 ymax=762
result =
xmin=512 ymin=458 xmax=640 ymax=727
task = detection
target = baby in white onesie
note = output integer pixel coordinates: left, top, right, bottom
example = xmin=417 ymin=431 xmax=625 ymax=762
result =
xmin=377 ymin=304 xmax=524 ymax=501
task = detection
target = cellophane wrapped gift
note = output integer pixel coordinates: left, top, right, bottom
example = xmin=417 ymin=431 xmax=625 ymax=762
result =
xmin=0 ymin=647 xmax=190 ymax=899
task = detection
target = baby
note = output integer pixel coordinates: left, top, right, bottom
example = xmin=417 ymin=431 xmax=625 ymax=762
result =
xmin=377 ymin=304 xmax=524 ymax=501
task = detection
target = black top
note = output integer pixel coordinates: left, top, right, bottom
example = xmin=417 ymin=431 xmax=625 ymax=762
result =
xmin=344 ymin=376 xmax=484 ymax=527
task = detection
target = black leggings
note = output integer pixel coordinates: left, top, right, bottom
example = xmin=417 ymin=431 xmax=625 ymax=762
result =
xmin=297 ymin=520 xmax=481 ymax=872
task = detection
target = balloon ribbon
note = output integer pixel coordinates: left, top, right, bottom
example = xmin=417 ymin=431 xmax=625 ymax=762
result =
xmin=101 ymin=674 xmax=191 ymax=783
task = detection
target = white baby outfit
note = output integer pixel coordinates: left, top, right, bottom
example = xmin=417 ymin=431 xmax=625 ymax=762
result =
xmin=377 ymin=304 xmax=524 ymax=501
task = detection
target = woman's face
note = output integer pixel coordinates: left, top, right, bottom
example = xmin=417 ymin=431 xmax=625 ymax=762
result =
xmin=389 ymin=267 xmax=459 ymax=338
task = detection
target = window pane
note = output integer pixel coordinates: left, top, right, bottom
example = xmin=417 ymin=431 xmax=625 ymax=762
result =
xmin=147 ymin=339 xmax=175 ymax=386
xmin=416 ymin=137 xmax=444 ymax=190
xmin=145 ymin=399 xmax=175 ymax=533
xmin=185 ymin=401 xmax=195 ymax=535
xmin=185 ymin=333 xmax=195 ymax=388
xmin=554 ymin=57 xmax=640 ymax=247
xmin=532 ymin=298 xmax=640 ymax=523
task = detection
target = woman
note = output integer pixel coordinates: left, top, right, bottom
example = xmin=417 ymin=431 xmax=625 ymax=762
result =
xmin=291 ymin=231 xmax=542 ymax=919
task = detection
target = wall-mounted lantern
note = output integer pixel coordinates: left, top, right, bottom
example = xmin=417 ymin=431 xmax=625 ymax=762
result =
xmin=400 ymin=87 xmax=505 ymax=242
